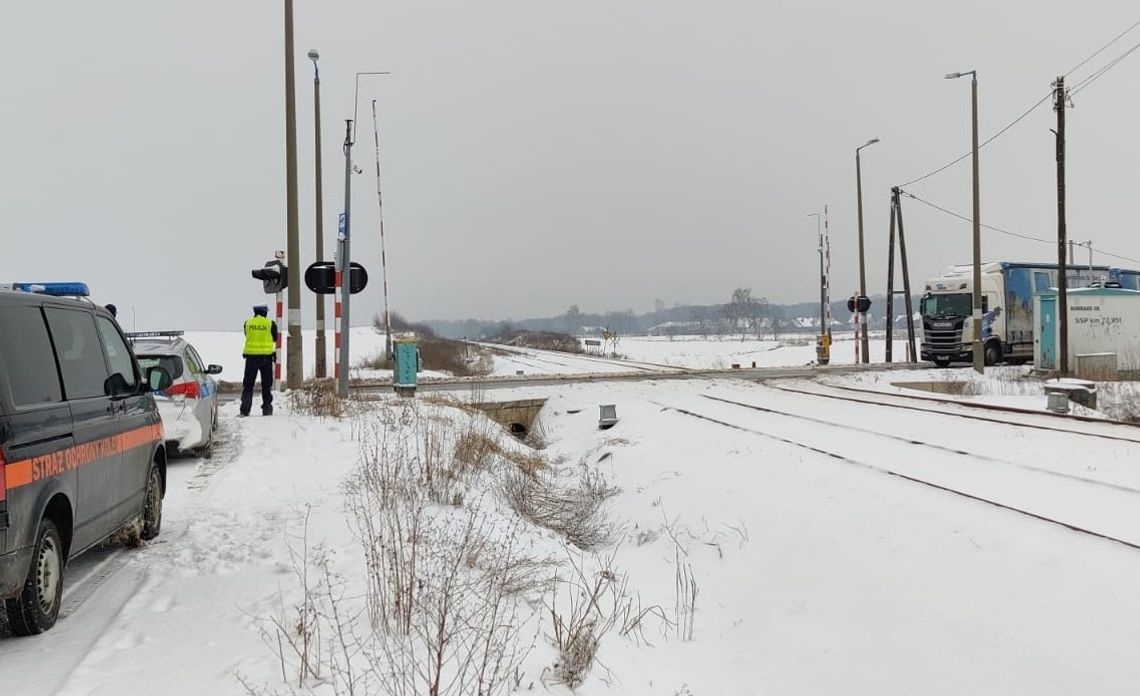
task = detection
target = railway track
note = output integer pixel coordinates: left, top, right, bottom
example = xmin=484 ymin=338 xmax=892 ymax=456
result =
xmin=656 ymin=391 xmax=1140 ymax=553
xmin=773 ymin=379 xmax=1140 ymax=440
xmin=483 ymin=342 xmax=687 ymax=373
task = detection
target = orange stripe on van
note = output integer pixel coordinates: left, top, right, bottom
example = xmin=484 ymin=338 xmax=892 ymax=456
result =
xmin=2 ymin=422 xmax=163 ymax=494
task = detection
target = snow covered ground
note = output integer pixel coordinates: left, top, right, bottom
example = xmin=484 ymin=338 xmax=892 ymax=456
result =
xmin=179 ymin=329 xmax=919 ymax=384
xmin=591 ymin=332 xmax=915 ymax=370
xmin=6 ymin=373 xmax=1140 ymax=694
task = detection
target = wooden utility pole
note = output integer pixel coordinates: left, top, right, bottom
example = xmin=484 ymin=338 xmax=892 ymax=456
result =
xmin=885 ymin=188 xmax=917 ymax=363
xmin=1054 ymin=75 xmax=1069 ymax=375
xmin=885 ymin=197 xmax=897 ymax=363
xmin=896 ymin=189 xmax=917 ymax=362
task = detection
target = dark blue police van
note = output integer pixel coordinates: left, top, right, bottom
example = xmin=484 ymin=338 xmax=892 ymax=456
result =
xmin=0 ymin=283 xmax=172 ymax=635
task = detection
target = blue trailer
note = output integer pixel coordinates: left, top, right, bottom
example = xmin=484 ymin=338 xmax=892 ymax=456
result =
xmin=920 ymin=261 xmax=1140 ymax=366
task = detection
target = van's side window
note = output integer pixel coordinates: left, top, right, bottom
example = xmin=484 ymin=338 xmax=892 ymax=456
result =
xmin=45 ymin=308 xmax=110 ymax=399
xmin=95 ymin=316 xmax=137 ymax=392
xmin=0 ymin=306 xmax=63 ymax=406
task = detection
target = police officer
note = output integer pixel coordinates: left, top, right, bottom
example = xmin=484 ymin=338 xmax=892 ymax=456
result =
xmin=240 ymin=304 xmax=278 ymax=417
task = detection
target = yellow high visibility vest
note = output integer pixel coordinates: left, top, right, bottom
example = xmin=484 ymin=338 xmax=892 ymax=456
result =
xmin=243 ymin=315 xmax=276 ymax=355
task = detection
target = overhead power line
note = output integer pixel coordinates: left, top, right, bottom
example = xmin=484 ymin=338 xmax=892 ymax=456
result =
xmin=899 ymin=190 xmax=1140 ymax=264
xmin=1070 ymin=38 xmax=1140 ymax=97
xmin=1064 ymin=16 xmax=1140 ymax=77
xmin=899 ymin=16 xmax=1140 ymax=189
xmin=900 ymin=190 xmax=1052 ymax=244
xmin=898 ymin=93 xmax=1052 ymax=188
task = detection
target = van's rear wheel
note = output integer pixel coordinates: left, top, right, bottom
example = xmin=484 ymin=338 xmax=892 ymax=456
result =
xmin=5 ymin=519 xmax=64 ymax=635
xmin=141 ymin=464 xmax=163 ymax=541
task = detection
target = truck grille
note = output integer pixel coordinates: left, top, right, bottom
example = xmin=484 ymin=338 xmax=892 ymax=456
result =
xmin=922 ymin=318 xmax=965 ymax=351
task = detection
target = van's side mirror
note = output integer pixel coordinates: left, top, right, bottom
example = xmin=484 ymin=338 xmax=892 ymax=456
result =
xmin=104 ymin=373 xmax=132 ymax=397
xmin=146 ymin=366 xmax=173 ymax=392
xmin=206 ymin=364 xmax=223 ymax=375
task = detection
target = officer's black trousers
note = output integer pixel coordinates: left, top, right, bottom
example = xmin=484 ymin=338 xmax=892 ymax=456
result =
xmin=240 ymin=355 xmax=274 ymax=414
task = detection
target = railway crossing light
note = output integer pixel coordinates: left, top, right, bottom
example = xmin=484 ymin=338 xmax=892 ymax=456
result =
xmin=252 ymin=260 xmax=287 ymax=294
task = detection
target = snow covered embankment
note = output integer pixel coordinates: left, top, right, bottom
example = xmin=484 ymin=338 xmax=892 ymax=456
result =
xmin=245 ymin=395 xmax=675 ymax=695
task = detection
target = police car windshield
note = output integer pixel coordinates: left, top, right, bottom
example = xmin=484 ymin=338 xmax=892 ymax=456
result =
xmin=136 ymin=354 xmax=184 ymax=381
xmin=922 ymin=293 xmax=971 ymax=318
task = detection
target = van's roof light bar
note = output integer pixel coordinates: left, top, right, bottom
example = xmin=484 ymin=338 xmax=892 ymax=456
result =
xmin=124 ymin=330 xmax=185 ymax=339
xmin=0 ymin=282 xmax=91 ymax=297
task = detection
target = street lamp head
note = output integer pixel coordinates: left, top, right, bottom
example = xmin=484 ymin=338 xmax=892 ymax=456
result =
xmin=307 ymin=49 xmax=320 ymax=62
xmin=945 ymin=72 xmax=962 ymax=79
xmin=865 ymin=138 xmax=880 ymax=146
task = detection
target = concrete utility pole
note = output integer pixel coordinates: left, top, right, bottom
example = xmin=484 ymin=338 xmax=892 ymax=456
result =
xmin=337 ymin=71 xmax=391 ymax=399
xmin=1053 ymin=75 xmax=1069 ymax=375
xmin=808 ymin=211 xmax=827 ymax=364
xmin=855 ymin=138 xmax=879 ymax=363
xmin=946 ymin=69 xmax=983 ymax=374
xmin=309 ymin=49 xmax=327 ymax=378
xmin=337 ymin=119 xmax=354 ymax=398
xmin=283 ymin=0 xmax=303 ymax=388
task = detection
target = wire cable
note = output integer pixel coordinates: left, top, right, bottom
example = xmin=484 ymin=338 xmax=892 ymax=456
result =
xmin=899 ymin=190 xmax=1140 ymax=264
xmin=1070 ymin=38 xmax=1140 ymax=97
xmin=898 ymin=93 xmax=1053 ymax=188
xmin=900 ymin=190 xmax=1053 ymax=244
xmin=899 ymin=16 xmax=1140 ymax=189
xmin=902 ymin=189 xmax=1140 ymax=265
xmin=1064 ymin=16 xmax=1140 ymax=77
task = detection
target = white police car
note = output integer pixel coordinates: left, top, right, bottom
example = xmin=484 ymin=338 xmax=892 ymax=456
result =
xmin=129 ymin=331 xmax=222 ymax=456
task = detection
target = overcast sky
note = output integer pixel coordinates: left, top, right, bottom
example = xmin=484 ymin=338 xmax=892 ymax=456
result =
xmin=2 ymin=0 xmax=1139 ymax=331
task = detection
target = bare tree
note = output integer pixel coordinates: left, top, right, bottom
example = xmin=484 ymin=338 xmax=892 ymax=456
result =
xmin=766 ymin=303 xmax=785 ymax=340
xmin=727 ymin=288 xmax=759 ymax=341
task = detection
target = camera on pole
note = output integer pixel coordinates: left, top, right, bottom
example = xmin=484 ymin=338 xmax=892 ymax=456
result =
xmin=251 ymin=260 xmax=287 ymax=294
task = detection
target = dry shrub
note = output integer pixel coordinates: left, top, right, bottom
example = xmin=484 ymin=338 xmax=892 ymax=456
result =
xmin=499 ymin=449 xmax=548 ymax=476
xmin=493 ymin=330 xmax=584 ymax=354
xmin=544 ymin=549 xmax=668 ymax=689
xmin=361 ymin=337 xmax=492 ymax=377
xmin=454 ymin=431 xmax=503 ymax=470
xmin=502 ymin=466 xmax=616 ymax=551
xmin=289 ymin=379 xmax=344 ymax=418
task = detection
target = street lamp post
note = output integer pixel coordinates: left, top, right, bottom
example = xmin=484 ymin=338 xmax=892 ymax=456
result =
xmin=855 ymin=138 xmax=879 ymax=364
xmin=946 ymin=70 xmax=983 ymax=374
xmin=308 ymin=49 xmax=327 ymax=379
xmin=283 ymin=0 xmax=303 ymax=388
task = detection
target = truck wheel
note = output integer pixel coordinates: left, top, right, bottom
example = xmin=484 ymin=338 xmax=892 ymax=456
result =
xmin=984 ymin=342 xmax=1003 ymax=366
xmin=141 ymin=464 xmax=163 ymax=541
xmin=5 ymin=519 xmax=64 ymax=635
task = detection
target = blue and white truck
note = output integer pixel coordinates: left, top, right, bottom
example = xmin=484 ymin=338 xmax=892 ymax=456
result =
xmin=919 ymin=261 xmax=1140 ymax=366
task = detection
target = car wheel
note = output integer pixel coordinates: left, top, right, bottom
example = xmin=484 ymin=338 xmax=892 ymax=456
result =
xmin=199 ymin=428 xmax=214 ymax=459
xmin=141 ymin=464 xmax=163 ymax=541
xmin=211 ymin=404 xmax=219 ymax=432
xmin=5 ymin=519 xmax=64 ymax=635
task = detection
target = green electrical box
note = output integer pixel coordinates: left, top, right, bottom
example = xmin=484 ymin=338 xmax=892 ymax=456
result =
xmin=393 ymin=339 xmax=419 ymax=396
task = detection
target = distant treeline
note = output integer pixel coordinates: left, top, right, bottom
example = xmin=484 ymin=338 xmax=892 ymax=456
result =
xmin=420 ymin=295 xmax=922 ymax=340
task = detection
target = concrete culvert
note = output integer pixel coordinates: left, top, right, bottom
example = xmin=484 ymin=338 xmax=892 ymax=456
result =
xmin=508 ymin=422 xmax=528 ymax=439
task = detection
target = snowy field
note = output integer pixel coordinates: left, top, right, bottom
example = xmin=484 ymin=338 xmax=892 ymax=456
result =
xmin=590 ymin=332 xmax=916 ymax=370
xmin=5 ymin=372 xmax=1140 ymax=695
xmin=179 ymin=329 xmax=920 ymax=383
